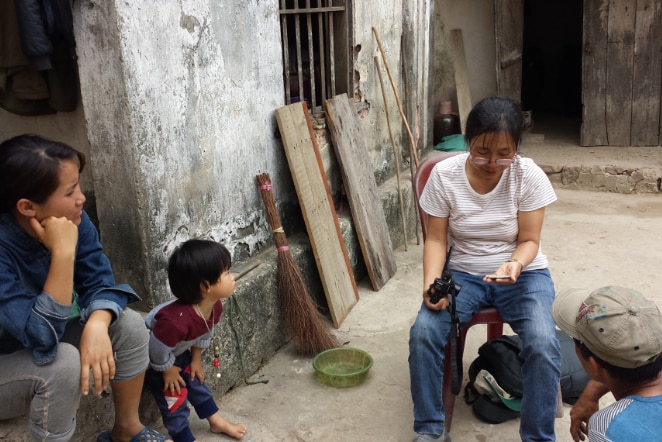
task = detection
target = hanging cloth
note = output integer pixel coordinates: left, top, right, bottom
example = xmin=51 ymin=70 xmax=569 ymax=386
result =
xmin=0 ymin=0 xmax=78 ymax=115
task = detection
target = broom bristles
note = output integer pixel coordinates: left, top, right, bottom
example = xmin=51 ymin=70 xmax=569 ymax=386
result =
xmin=256 ymin=173 xmax=339 ymax=355
xmin=278 ymin=253 xmax=339 ymax=355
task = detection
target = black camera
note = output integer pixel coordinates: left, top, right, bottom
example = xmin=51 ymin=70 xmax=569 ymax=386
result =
xmin=427 ymin=269 xmax=461 ymax=304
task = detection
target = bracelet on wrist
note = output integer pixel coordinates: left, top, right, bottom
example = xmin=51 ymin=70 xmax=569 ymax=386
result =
xmin=507 ymin=258 xmax=523 ymax=268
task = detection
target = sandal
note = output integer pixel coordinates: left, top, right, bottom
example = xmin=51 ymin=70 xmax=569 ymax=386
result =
xmin=96 ymin=426 xmax=170 ymax=442
xmin=96 ymin=431 xmax=112 ymax=442
xmin=128 ymin=427 xmax=170 ymax=442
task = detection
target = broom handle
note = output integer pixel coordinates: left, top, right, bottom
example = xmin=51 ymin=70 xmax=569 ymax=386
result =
xmin=255 ymin=173 xmax=338 ymax=355
xmin=256 ymin=173 xmax=289 ymax=249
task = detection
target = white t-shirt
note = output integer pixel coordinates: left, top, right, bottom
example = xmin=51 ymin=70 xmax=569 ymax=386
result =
xmin=419 ymin=152 xmax=557 ymax=275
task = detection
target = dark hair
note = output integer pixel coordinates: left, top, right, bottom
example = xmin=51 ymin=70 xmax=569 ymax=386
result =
xmin=574 ymin=339 xmax=662 ymax=383
xmin=0 ymin=134 xmax=86 ymax=213
xmin=464 ymin=97 xmax=524 ymax=147
xmin=167 ymin=239 xmax=232 ymax=304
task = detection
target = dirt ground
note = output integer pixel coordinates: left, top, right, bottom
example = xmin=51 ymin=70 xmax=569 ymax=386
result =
xmin=160 ymin=117 xmax=662 ymax=442
xmin=177 ymin=187 xmax=662 ymax=442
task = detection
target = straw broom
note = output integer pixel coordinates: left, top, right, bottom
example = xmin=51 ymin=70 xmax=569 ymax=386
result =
xmin=256 ymin=173 xmax=338 ymax=356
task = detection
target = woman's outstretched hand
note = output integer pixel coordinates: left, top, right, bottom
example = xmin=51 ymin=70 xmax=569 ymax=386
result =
xmin=483 ymin=259 xmax=523 ymax=284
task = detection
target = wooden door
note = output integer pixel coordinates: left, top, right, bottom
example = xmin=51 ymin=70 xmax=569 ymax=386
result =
xmin=494 ymin=0 xmax=524 ymax=102
xmin=582 ymin=0 xmax=662 ymax=146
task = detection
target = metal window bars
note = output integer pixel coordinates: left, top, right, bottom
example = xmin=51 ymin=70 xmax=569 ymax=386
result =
xmin=279 ymin=0 xmax=345 ymax=113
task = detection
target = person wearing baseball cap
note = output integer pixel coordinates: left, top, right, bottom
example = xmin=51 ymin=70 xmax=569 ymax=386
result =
xmin=552 ymin=286 xmax=662 ymax=441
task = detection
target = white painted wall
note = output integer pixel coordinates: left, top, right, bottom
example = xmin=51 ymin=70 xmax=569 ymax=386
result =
xmin=431 ymin=0 xmax=497 ymax=122
xmin=113 ymin=1 xmax=284 ymax=255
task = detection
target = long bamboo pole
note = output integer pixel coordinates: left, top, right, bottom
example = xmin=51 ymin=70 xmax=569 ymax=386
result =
xmin=372 ymin=27 xmax=419 ymax=169
xmin=374 ymin=56 xmax=407 ymax=251
xmin=400 ymin=34 xmax=421 ymax=245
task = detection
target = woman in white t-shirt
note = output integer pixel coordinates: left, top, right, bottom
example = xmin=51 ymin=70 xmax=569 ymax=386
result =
xmin=409 ymin=97 xmax=561 ymax=442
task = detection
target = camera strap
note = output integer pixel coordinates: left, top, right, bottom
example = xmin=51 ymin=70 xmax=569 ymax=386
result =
xmin=442 ymin=246 xmax=463 ymax=395
xmin=449 ymin=292 xmax=462 ymax=395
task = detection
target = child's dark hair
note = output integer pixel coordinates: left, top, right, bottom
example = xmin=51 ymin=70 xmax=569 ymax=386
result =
xmin=465 ymin=96 xmax=524 ymax=147
xmin=574 ymin=339 xmax=662 ymax=383
xmin=167 ymin=239 xmax=232 ymax=304
xmin=0 ymin=134 xmax=86 ymax=213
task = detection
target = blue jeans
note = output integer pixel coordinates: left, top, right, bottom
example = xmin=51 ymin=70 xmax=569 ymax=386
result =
xmin=145 ymin=351 xmax=219 ymax=442
xmin=409 ymin=269 xmax=560 ymax=441
xmin=0 ymin=308 xmax=148 ymax=441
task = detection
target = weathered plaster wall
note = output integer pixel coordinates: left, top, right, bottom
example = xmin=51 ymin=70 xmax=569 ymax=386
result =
xmin=70 ymin=0 xmax=431 ymax=309
xmin=0 ymin=0 xmax=432 ymax=312
xmin=73 ymin=0 xmax=293 ymax=307
xmin=431 ymin=0 xmax=497 ymax=122
xmin=352 ymin=0 xmax=431 ymax=183
xmin=1 ymin=3 xmax=432 ymax=436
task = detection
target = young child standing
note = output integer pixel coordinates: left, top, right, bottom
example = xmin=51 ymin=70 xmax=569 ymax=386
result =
xmin=145 ymin=239 xmax=247 ymax=441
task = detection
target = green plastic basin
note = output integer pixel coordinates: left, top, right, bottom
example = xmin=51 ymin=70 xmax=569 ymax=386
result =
xmin=312 ymin=347 xmax=373 ymax=388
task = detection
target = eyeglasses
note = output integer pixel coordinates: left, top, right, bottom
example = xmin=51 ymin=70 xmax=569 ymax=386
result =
xmin=469 ymin=156 xmax=515 ymax=167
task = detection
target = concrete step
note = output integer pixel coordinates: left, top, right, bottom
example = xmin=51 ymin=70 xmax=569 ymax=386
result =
xmin=523 ymin=143 xmax=662 ymax=194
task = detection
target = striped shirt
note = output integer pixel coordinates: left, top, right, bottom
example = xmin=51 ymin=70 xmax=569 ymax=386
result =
xmin=588 ymin=395 xmax=662 ymax=441
xmin=419 ymin=153 xmax=557 ymax=275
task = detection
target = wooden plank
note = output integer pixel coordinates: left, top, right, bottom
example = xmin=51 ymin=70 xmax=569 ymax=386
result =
xmin=494 ymin=0 xmax=523 ymax=103
xmin=581 ymin=0 xmax=609 ymax=146
xmin=631 ymin=0 xmax=662 ymax=146
xmin=606 ymin=0 xmax=635 ymax=146
xmin=325 ymin=94 xmax=397 ymax=291
xmin=449 ymin=29 xmax=472 ymax=133
xmin=275 ymin=102 xmax=359 ymax=328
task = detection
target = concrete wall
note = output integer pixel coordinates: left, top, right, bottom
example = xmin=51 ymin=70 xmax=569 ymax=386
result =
xmin=74 ymin=1 xmax=293 ymax=308
xmin=430 ymin=0 xmax=497 ymax=132
xmin=1 ymin=0 xmax=431 ymax=312
xmin=0 ymin=0 xmax=430 ymax=346
xmin=1 ymin=1 xmax=431 ymax=307
xmin=0 ymin=2 xmax=429 ymax=437
xmin=68 ymin=0 xmax=431 ymax=310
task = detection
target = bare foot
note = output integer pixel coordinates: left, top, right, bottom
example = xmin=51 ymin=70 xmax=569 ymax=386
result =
xmin=209 ymin=413 xmax=247 ymax=440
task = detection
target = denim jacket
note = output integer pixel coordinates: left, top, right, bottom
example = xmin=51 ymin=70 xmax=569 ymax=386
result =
xmin=0 ymin=210 xmax=139 ymax=365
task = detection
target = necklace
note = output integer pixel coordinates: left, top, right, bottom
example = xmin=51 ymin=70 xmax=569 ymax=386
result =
xmin=194 ymin=303 xmax=221 ymax=379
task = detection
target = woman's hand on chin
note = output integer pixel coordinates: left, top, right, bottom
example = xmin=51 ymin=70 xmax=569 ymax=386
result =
xmin=30 ymin=216 xmax=78 ymax=257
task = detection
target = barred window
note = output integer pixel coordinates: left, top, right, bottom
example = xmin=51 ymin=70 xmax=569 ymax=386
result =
xmin=279 ymin=0 xmax=351 ymax=113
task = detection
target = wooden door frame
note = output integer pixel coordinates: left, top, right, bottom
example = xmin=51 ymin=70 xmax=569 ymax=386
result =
xmin=494 ymin=0 xmax=523 ymax=103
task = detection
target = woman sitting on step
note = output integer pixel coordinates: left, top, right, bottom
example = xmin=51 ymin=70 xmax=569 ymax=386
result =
xmin=0 ymin=135 xmax=171 ymax=442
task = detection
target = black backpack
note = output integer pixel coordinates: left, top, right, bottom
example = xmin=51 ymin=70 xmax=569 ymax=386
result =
xmin=463 ymin=329 xmax=590 ymax=424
